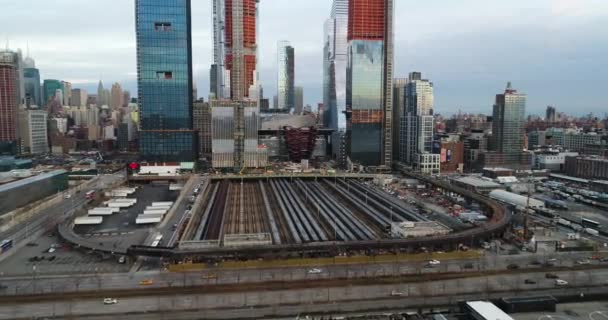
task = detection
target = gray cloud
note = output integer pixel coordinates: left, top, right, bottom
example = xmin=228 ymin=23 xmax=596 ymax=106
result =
xmin=2 ymin=0 xmax=606 ymax=115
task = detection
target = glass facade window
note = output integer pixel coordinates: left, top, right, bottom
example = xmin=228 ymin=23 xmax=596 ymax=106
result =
xmin=136 ymin=0 xmax=195 ymax=162
xmin=346 ymin=40 xmax=384 ymax=166
xmin=348 ymin=40 xmax=383 ymax=111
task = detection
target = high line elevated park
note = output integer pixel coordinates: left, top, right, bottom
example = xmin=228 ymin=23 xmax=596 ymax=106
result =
xmin=127 ymin=173 xmax=511 ymax=262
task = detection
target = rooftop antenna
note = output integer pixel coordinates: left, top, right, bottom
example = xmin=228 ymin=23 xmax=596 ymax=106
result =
xmin=26 ymin=41 xmax=30 ymax=57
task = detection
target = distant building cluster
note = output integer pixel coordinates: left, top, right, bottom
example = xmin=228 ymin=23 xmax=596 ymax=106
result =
xmin=2 ymin=0 xmax=605 ymax=178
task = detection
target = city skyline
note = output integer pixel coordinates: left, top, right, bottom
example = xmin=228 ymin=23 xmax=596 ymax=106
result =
xmin=2 ymin=0 xmax=607 ymax=115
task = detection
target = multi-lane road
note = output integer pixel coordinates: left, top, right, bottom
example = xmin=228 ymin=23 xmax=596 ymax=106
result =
xmin=0 ymin=249 xmax=601 ymax=296
xmin=1 ymin=268 xmax=607 ymax=320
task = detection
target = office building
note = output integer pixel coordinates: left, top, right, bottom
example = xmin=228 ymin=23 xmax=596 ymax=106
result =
xmin=135 ymin=0 xmax=196 ymax=162
xmin=392 ymin=78 xmax=406 ymax=161
xmin=546 ymin=105 xmax=556 ymax=122
xmin=323 ymin=0 xmax=348 ymax=130
xmin=61 ymin=81 xmax=72 ymax=106
xmin=97 ymin=80 xmax=106 ymax=106
xmin=0 ymin=49 xmax=25 ymax=107
xmin=294 ymin=86 xmax=304 ymax=114
xmin=277 ymin=41 xmax=294 ymax=110
xmin=43 ymin=79 xmax=63 ymax=107
xmin=0 ymin=52 xmax=20 ymax=154
xmin=346 ymin=0 xmax=394 ymax=167
xmin=563 ymin=132 xmax=603 ymax=152
xmin=23 ymin=56 xmax=41 ymax=107
xmin=399 ymin=72 xmax=435 ymax=173
xmin=475 ymin=82 xmax=532 ymax=170
xmin=122 ymin=91 xmax=131 ymax=108
xmin=110 ymin=82 xmax=123 ymax=110
xmin=565 ymin=156 xmax=608 ymax=180
xmin=70 ymin=88 xmax=88 ymax=107
xmin=492 ymin=82 xmax=526 ymax=153
xmin=18 ymin=108 xmax=48 ymax=154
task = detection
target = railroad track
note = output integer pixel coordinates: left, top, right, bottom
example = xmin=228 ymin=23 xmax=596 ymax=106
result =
xmin=203 ymin=181 xmax=229 ymax=240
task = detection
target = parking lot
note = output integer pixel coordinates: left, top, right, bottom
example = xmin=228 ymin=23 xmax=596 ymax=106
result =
xmin=0 ymin=231 xmax=131 ymax=276
xmin=73 ymin=183 xmax=178 ymax=235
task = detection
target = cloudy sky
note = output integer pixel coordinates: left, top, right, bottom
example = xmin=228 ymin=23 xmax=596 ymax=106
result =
xmin=3 ymin=0 xmax=607 ymax=115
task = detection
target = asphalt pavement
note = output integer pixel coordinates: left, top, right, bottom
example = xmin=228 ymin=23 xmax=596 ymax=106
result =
xmin=0 ymin=249 xmax=600 ymax=296
xmin=1 ymin=268 xmax=607 ymax=319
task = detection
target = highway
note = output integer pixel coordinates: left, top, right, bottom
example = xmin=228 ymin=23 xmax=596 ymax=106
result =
xmin=1 ymin=268 xmax=607 ymax=319
xmin=0 ymin=249 xmax=600 ymax=296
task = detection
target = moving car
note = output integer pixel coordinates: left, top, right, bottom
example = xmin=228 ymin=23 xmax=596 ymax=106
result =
xmin=555 ymin=279 xmax=569 ymax=286
xmin=428 ymin=260 xmax=441 ymax=265
xmin=103 ymin=298 xmax=118 ymax=305
xmin=307 ymin=268 xmax=322 ymax=274
xmin=507 ymin=264 xmax=519 ymax=270
xmin=576 ymin=259 xmax=591 ymax=265
xmin=118 ymin=256 xmax=126 ymax=264
xmin=463 ymin=263 xmax=474 ymax=269
xmin=139 ymin=279 xmax=154 ymax=285
xmin=201 ymin=273 xmax=217 ymax=279
xmin=524 ymin=279 xmax=536 ymax=284
xmin=390 ymin=290 xmax=404 ymax=296
xmin=545 ymin=273 xmax=559 ymax=279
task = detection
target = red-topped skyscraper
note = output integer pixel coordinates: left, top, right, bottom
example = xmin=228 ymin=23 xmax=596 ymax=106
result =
xmin=225 ymin=0 xmax=257 ymax=100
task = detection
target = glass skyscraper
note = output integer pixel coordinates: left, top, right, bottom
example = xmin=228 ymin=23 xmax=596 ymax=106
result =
xmin=42 ymin=79 xmax=63 ymax=106
xmin=346 ymin=0 xmax=394 ymax=167
xmin=135 ymin=0 xmax=195 ymax=162
xmin=492 ymin=82 xmax=526 ymax=154
xmin=323 ymin=0 xmax=348 ymax=130
xmin=277 ymin=41 xmax=294 ymax=110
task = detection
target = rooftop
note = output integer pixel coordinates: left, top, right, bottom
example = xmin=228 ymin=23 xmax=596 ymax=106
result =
xmin=466 ymin=301 xmax=514 ymax=320
xmin=454 ymin=176 xmax=502 ymax=188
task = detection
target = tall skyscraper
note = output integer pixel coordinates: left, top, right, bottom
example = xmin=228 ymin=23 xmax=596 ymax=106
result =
xmin=323 ymin=0 xmax=348 ymax=130
xmin=346 ymin=0 xmax=394 ymax=167
xmin=23 ymin=56 xmax=41 ymax=107
xmin=122 ymin=91 xmax=131 ymax=108
xmin=0 ymin=49 xmax=25 ymax=108
xmin=61 ymin=81 xmax=72 ymax=106
xmin=399 ymin=72 xmax=437 ymax=173
xmin=43 ymin=79 xmax=63 ymax=106
xmin=209 ymin=0 xmax=262 ymax=170
xmin=135 ymin=0 xmax=195 ymax=162
xmin=97 ymin=80 xmax=105 ymax=106
xmin=546 ymin=105 xmax=556 ymax=122
xmin=492 ymin=82 xmax=526 ymax=154
xmin=110 ymin=82 xmax=123 ymax=110
xmin=70 ymin=88 xmax=88 ymax=107
xmin=277 ymin=41 xmax=294 ymax=110
xmin=392 ymin=78 xmax=406 ymax=161
xmin=210 ymin=0 xmax=226 ymax=100
xmin=294 ymin=86 xmax=304 ymax=114
xmin=225 ymin=0 xmax=257 ymax=100
xmin=0 ymin=52 xmax=20 ymax=154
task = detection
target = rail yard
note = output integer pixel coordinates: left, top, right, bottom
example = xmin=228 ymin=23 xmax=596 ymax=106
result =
xmin=157 ymin=175 xmax=511 ymax=261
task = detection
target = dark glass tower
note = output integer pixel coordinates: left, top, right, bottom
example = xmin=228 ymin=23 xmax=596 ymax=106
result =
xmin=135 ymin=0 xmax=195 ymax=162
